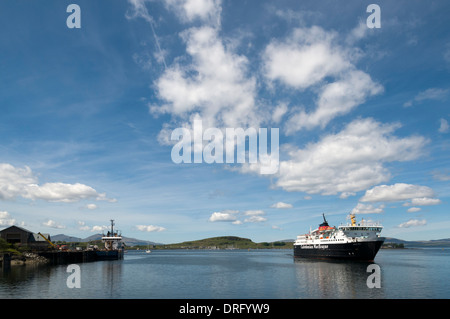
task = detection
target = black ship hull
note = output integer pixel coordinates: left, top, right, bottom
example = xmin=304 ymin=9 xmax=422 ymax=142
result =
xmin=96 ymin=249 xmax=124 ymax=261
xmin=294 ymin=239 xmax=384 ymax=261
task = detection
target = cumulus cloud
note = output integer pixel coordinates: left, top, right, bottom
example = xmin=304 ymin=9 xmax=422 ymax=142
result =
xmin=136 ymin=224 xmax=167 ymax=232
xmin=42 ymin=219 xmax=66 ymax=229
xmin=285 ymin=70 xmax=382 ymax=132
xmin=91 ymin=225 xmax=108 ymax=232
xmin=263 ymin=26 xmax=350 ymax=89
xmin=77 ymin=221 xmax=90 ymax=231
xmin=358 ymin=184 xmax=441 ymax=214
xmin=209 ymin=209 xmax=266 ymax=224
xmin=403 ymin=197 xmax=442 ymax=206
xmin=351 ymin=203 xmax=384 ymax=215
xmin=152 ymin=25 xmax=258 ymax=130
xmin=0 ymin=211 xmax=16 ymax=226
xmin=360 ymin=183 xmax=436 ymax=203
xmin=254 ymin=118 xmax=428 ymax=197
xmin=208 ymin=210 xmax=238 ymax=222
xmin=263 ymin=26 xmax=382 ymax=133
xmin=163 ymin=0 xmax=221 ymax=26
xmin=398 ymin=219 xmax=427 ymax=228
xmin=270 ymin=202 xmax=293 ymax=209
xmin=0 ymin=163 xmax=115 ymax=203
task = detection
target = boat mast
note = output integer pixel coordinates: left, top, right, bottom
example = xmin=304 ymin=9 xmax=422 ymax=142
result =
xmin=110 ymin=219 xmax=115 ymax=236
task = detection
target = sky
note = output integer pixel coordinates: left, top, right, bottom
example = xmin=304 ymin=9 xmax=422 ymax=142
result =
xmin=0 ymin=0 xmax=449 ymax=243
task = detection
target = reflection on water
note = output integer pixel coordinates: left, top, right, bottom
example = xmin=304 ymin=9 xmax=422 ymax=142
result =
xmin=102 ymin=262 xmax=123 ymax=298
xmin=293 ymin=258 xmax=385 ymax=298
xmin=1 ymin=249 xmax=449 ymax=299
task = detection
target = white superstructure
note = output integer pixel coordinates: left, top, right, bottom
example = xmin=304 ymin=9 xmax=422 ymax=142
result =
xmin=294 ymin=214 xmax=383 ymax=247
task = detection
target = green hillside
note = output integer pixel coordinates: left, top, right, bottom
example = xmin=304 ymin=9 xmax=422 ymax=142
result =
xmin=134 ymin=236 xmax=293 ymax=250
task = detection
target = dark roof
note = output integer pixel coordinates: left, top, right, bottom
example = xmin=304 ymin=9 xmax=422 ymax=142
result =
xmin=0 ymin=225 xmax=34 ymax=234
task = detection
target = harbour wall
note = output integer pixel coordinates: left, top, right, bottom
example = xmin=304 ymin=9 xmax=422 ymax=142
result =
xmin=37 ymin=250 xmax=101 ymax=265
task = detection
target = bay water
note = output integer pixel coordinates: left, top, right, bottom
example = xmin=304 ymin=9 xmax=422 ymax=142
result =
xmin=1 ymin=248 xmax=449 ymax=299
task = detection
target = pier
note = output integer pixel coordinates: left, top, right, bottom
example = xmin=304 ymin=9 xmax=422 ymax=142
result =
xmin=37 ymin=250 xmax=122 ymax=265
xmin=0 ymin=253 xmax=11 ymax=271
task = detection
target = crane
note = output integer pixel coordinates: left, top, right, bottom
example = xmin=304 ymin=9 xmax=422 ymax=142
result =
xmin=38 ymin=232 xmax=57 ymax=249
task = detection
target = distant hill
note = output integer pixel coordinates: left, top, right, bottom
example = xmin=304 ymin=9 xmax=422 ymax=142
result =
xmin=50 ymin=233 xmax=450 ymax=249
xmin=52 ymin=234 xmax=83 ymax=242
xmin=151 ymin=236 xmax=293 ymax=249
xmin=384 ymin=237 xmax=450 ymax=247
xmin=51 ymin=233 xmax=161 ymax=246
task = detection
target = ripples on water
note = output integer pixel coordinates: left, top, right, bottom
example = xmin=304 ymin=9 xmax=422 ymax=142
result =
xmin=1 ymin=248 xmax=449 ymax=299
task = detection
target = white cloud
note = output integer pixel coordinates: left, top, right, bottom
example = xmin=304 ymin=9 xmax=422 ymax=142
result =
xmin=136 ymin=225 xmax=167 ymax=232
xmin=208 ymin=210 xmax=238 ymax=222
xmin=126 ymin=0 xmax=153 ymax=23
xmin=263 ymin=26 xmax=382 ymax=132
xmin=86 ymin=204 xmax=98 ymax=210
xmin=77 ymin=221 xmax=90 ymax=231
xmin=285 ymin=70 xmax=382 ymax=132
xmin=42 ymin=219 xmax=66 ymax=229
xmin=404 ymin=87 xmax=449 ymax=107
xmin=270 ymin=202 xmax=293 ymax=209
xmin=351 ymin=203 xmax=384 ymax=215
xmin=0 ymin=211 xmax=16 ymax=226
xmin=407 ymin=207 xmax=421 ymax=213
xmin=439 ymin=118 xmax=449 ymax=133
xmin=432 ymin=170 xmax=450 ymax=181
xmin=339 ymin=192 xmax=356 ymax=199
xmin=0 ymin=163 xmax=36 ymax=200
xmin=263 ymin=26 xmax=351 ymax=89
xmin=403 ymin=197 xmax=442 ymax=206
xmin=398 ymin=219 xmax=427 ymax=228
xmin=91 ymin=225 xmax=108 ymax=232
xmin=345 ymin=20 xmax=369 ymax=44
xmin=25 ymin=183 xmax=101 ymax=203
xmin=164 ymin=0 xmax=221 ymax=26
xmin=243 ymin=210 xmax=264 ymax=216
xmin=263 ymin=118 xmax=427 ymax=196
xmin=271 ymin=103 xmax=288 ymax=124
xmin=0 ymin=163 xmax=115 ymax=203
xmin=152 ymin=26 xmax=259 ymax=131
xmin=209 ymin=209 xmax=266 ymax=223
xmin=360 ymin=183 xmax=436 ymax=203
xmin=244 ymin=215 xmax=267 ymax=223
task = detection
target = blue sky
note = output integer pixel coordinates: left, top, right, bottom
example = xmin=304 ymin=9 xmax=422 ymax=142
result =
xmin=0 ymin=0 xmax=449 ymax=243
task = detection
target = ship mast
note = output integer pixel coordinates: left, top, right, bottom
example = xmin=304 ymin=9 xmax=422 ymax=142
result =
xmin=110 ymin=219 xmax=115 ymax=236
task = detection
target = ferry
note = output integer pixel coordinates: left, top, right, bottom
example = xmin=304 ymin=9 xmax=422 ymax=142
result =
xmin=293 ymin=214 xmax=384 ymax=261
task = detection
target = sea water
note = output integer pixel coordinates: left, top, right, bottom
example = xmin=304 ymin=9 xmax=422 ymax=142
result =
xmin=0 ymin=248 xmax=449 ymax=299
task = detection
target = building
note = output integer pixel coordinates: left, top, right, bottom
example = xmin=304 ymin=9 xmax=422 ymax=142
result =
xmin=0 ymin=225 xmax=52 ymax=250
